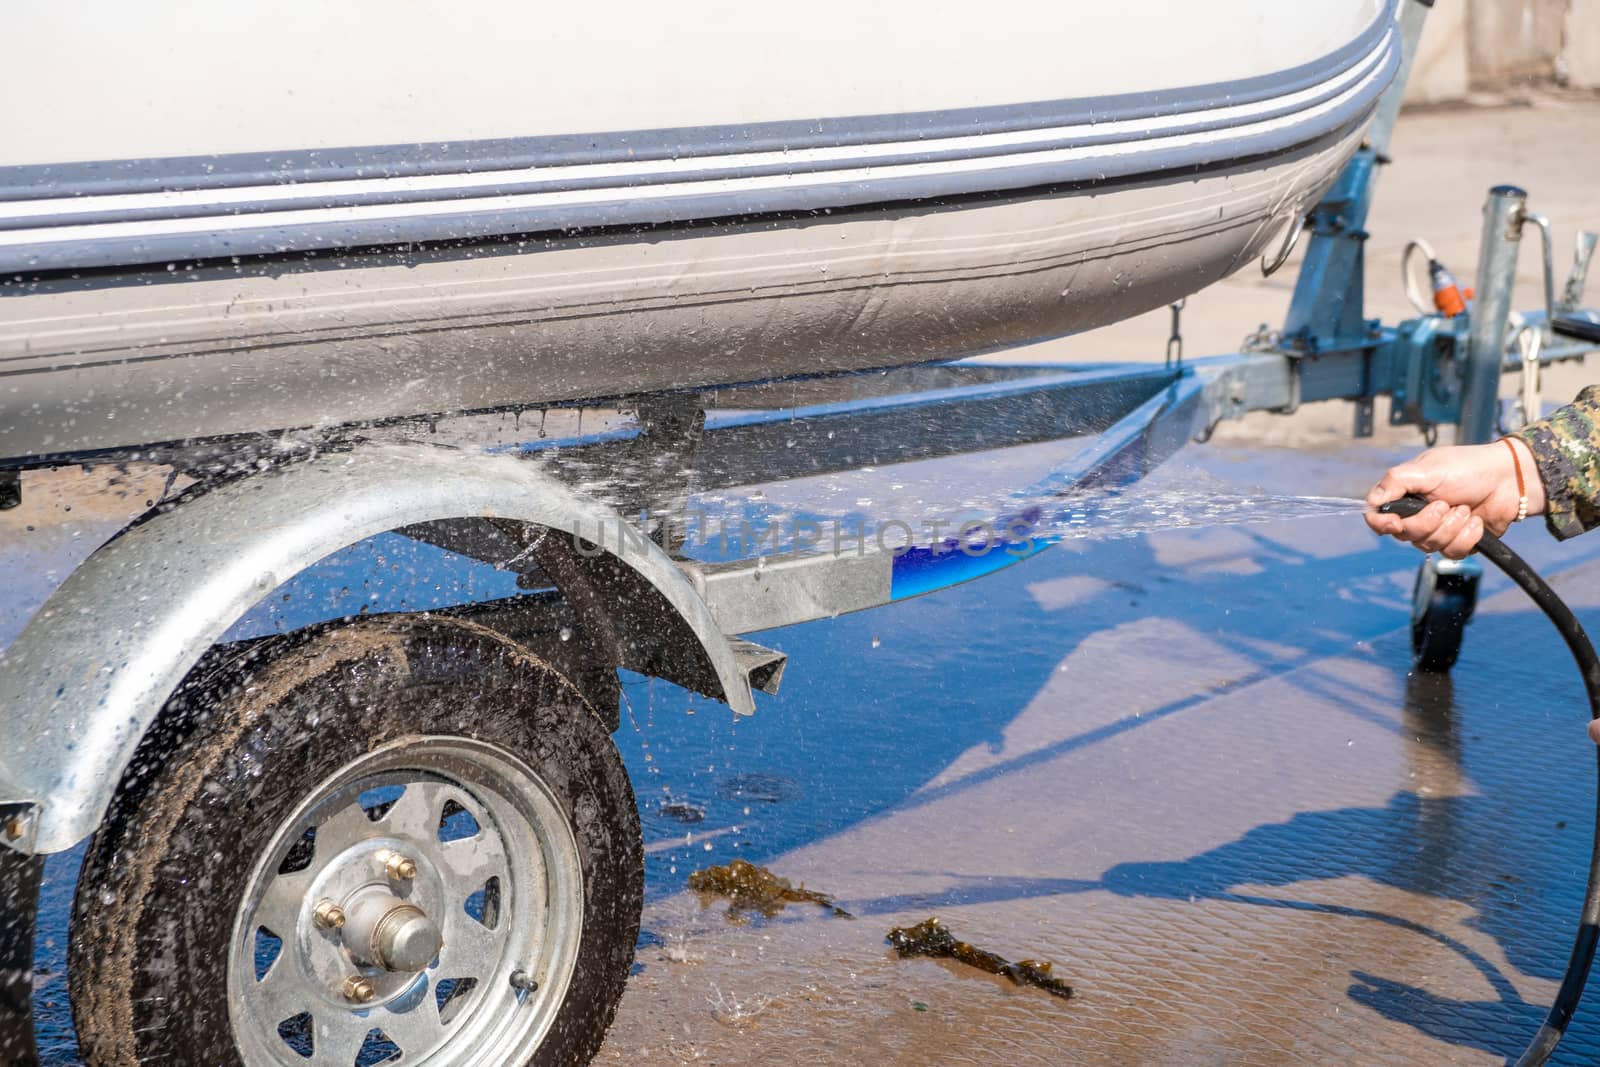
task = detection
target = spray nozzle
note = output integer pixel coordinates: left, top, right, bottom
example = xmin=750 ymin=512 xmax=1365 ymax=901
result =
xmin=1377 ymin=494 xmax=1429 ymax=520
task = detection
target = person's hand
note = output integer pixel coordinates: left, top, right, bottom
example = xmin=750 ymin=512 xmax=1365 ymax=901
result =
xmin=1365 ymin=439 xmax=1543 ymax=558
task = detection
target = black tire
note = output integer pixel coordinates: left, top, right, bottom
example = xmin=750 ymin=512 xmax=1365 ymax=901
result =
xmin=68 ymin=617 xmax=642 ymax=1067
xmin=1410 ymin=557 xmax=1478 ymax=674
xmin=1412 ymin=589 xmax=1470 ymax=672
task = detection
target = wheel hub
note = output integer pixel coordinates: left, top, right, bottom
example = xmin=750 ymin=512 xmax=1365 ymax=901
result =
xmin=226 ymin=738 xmax=586 ymax=1065
xmin=342 ymin=888 xmax=444 ymax=973
xmin=294 ymin=835 xmax=455 ymax=1007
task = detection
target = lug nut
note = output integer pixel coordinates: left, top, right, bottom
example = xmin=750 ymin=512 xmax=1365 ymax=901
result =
xmin=385 ymin=852 xmax=418 ymax=882
xmin=342 ymin=976 xmax=377 ymax=1004
xmin=313 ymin=900 xmax=347 ymax=930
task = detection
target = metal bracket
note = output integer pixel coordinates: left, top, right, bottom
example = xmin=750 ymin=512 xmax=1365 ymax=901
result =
xmin=1277 ymin=148 xmax=1381 ymax=358
xmin=1502 ymin=326 xmax=1544 ymax=433
xmin=1561 ymin=231 xmax=1598 ymax=311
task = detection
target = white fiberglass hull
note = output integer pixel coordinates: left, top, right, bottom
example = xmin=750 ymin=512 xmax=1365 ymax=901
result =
xmin=0 ymin=0 xmax=1398 ymax=462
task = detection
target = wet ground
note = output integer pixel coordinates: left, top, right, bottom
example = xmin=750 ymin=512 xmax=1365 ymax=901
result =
xmin=583 ymin=439 xmax=1600 ymax=1066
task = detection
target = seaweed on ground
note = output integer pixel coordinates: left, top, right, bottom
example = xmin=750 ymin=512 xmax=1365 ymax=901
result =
xmin=687 ymin=858 xmax=853 ymax=922
xmin=887 ymin=917 xmax=1073 ymax=1000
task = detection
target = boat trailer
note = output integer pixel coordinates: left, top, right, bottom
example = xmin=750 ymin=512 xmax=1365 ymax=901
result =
xmin=3 ymin=1 xmax=1600 ymax=1062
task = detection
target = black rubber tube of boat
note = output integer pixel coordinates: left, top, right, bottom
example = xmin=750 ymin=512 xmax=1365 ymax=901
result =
xmin=1382 ymin=495 xmax=1600 ymax=1065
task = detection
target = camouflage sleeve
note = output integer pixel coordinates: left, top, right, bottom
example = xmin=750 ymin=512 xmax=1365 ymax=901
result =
xmin=1512 ymin=384 xmax=1600 ymax=540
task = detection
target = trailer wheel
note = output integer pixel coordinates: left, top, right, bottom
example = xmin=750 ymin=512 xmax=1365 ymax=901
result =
xmin=1410 ymin=555 xmax=1481 ymax=673
xmin=68 ymin=617 xmax=642 ymax=1067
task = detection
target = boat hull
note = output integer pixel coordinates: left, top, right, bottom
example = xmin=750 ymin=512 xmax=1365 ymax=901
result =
xmin=0 ymin=0 xmax=1398 ymax=463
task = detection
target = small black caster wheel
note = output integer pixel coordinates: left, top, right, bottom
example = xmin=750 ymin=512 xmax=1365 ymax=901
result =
xmin=1410 ymin=554 xmax=1482 ymax=673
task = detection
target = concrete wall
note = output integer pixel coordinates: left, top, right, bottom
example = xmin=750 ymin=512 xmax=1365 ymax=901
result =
xmin=1566 ymin=0 xmax=1600 ymax=86
xmin=1403 ymin=0 xmax=1600 ymax=104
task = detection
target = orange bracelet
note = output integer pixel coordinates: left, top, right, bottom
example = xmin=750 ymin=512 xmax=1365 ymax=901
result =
xmin=1501 ymin=437 xmax=1528 ymax=522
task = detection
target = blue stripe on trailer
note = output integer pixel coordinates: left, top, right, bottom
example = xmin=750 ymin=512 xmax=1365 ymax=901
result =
xmin=887 ymin=375 xmax=1205 ymax=602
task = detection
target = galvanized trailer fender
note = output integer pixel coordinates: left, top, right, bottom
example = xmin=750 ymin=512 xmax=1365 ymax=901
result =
xmin=0 ymin=442 xmax=755 ymax=856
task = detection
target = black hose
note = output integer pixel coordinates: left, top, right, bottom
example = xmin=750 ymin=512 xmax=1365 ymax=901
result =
xmin=1381 ymin=495 xmax=1600 ymax=1066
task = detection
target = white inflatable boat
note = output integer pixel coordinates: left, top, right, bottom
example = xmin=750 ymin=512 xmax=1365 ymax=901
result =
xmin=0 ymin=0 xmax=1398 ymax=462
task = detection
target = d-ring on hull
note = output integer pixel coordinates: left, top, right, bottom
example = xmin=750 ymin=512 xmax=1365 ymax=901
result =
xmin=0 ymin=0 xmax=1398 ymax=464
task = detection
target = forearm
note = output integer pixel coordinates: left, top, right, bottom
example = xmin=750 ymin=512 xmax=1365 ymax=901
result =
xmin=1513 ymin=384 xmax=1600 ymax=541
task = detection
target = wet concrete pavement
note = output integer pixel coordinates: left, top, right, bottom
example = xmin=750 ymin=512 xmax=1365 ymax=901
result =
xmin=594 ymin=439 xmax=1600 ymax=1066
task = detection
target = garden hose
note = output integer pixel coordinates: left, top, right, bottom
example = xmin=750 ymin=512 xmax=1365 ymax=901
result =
xmin=1381 ymin=495 xmax=1600 ymax=1066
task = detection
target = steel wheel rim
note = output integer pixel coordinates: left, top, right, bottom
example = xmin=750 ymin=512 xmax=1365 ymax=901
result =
xmin=226 ymin=736 xmax=585 ymax=1066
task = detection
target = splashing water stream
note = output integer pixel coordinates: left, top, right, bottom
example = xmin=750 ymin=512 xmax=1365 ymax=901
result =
xmin=671 ymin=482 xmax=1374 ymax=563
xmin=1039 ymin=489 xmax=1369 ymax=543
